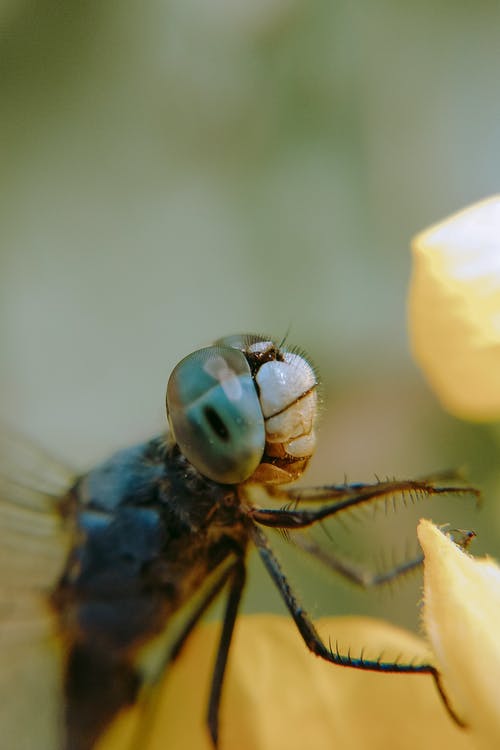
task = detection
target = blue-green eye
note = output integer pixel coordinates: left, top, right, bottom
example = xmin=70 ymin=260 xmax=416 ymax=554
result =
xmin=166 ymin=346 xmax=265 ymax=484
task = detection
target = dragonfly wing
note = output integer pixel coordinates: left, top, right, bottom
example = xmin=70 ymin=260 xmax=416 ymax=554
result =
xmin=0 ymin=592 xmax=66 ymax=750
xmin=0 ymin=429 xmax=74 ymax=750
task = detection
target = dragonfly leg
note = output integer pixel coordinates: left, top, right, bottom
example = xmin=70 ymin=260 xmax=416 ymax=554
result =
xmin=249 ymin=478 xmax=479 ymax=529
xmin=128 ymin=558 xmax=241 ymax=750
xmin=168 ymin=558 xmax=238 ymax=663
xmin=250 ymin=523 xmax=465 ymax=727
xmin=292 ymin=529 xmax=475 ymax=589
xmin=207 ymin=560 xmax=246 ymax=747
xmin=292 ymin=535 xmax=424 ymax=587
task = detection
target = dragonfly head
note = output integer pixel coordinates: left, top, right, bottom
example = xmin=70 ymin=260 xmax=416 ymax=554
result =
xmin=166 ymin=334 xmax=320 ymax=485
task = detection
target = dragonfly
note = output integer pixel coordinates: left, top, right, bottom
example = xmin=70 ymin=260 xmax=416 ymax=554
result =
xmin=0 ymin=333 xmax=478 ymax=750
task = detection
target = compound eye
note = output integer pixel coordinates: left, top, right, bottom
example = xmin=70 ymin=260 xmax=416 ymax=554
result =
xmin=166 ymin=346 xmax=265 ymax=484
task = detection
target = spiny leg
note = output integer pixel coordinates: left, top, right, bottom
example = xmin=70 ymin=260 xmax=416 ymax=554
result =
xmin=267 ymin=474 xmax=480 ymax=504
xmin=293 ymin=530 xmax=475 ymax=588
xmin=207 ymin=560 xmax=246 ymax=747
xmin=291 ymin=534 xmax=425 ymax=587
xmin=250 ymin=523 xmax=464 ymax=727
xmin=249 ymin=477 xmax=479 ymax=529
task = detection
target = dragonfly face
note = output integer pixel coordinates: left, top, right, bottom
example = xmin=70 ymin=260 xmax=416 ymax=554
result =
xmin=0 ymin=334 xmax=478 ymax=750
xmin=166 ymin=333 xmax=319 ymax=484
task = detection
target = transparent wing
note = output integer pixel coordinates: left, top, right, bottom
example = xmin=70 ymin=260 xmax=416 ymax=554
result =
xmin=0 ymin=428 xmax=74 ymax=750
xmin=0 ymin=428 xmax=73 ymax=589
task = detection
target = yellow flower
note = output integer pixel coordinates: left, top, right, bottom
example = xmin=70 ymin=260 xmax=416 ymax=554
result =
xmin=99 ymin=614 xmax=475 ymax=750
xmin=418 ymin=520 xmax=500 ymax=749
xmin=408 ymin=195 xmax=500 ymax=421
xmin=410 ymin=198 xmax=500 ymax=748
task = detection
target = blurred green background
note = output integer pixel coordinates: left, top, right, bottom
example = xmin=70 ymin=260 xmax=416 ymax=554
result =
xmin=1 ymin=1 xmax=499 ymax=631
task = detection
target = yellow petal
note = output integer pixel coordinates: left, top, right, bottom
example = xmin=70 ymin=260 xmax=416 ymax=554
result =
xmin=100 ymin=615 xmax=474 ymax=750
xmin=408 ymin=196 xmax=500 ymax=421
xmin=418 ymin=520 xmax=500 ymax=748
